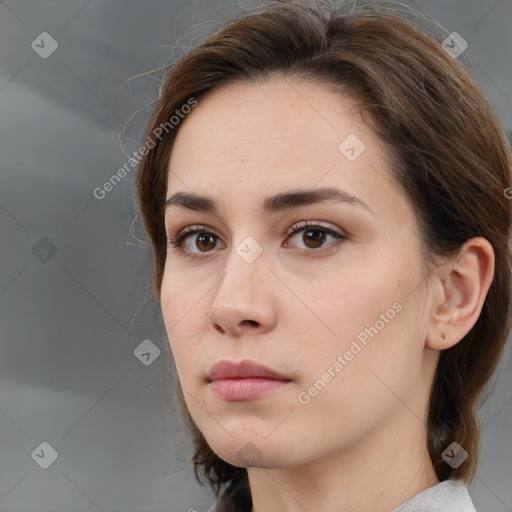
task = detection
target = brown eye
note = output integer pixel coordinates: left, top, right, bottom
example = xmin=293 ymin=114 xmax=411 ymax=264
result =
xmin=286 ymin=221 xmax=346 ymax=252
xmin=167 ymin=224 xmax=226 ymax=259
xmin=196 ymin=233 xmax=217 ymax=252
xmin=302 ymin=228 xmax=327 ymax=248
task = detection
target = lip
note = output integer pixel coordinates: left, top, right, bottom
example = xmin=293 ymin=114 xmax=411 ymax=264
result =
xmin=207 ymin=359 xmax=290 ymax=381
xmin=209 ymin=378 xmax=289 ymax=401
xmin=207 ymin=359 xmax=292 ymax=401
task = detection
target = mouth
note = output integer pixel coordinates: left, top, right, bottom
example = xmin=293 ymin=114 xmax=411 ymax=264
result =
xmin=207 ymin=359 xmax=292 ymax=401
xmin=208 ymin=377 xmax=291 ymax=401
xmin=207 ymin=358 xmax=290 ymax=381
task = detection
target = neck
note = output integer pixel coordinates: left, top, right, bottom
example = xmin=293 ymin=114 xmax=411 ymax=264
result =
xmin=247 ymin=408 xmax=440 ymax=512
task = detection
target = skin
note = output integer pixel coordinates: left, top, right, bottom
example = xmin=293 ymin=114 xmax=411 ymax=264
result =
xmin=160 ymin=77 xmax=494 ymax=512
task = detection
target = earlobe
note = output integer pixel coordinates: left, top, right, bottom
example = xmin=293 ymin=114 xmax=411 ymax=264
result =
xmin=425 ymin=237 xmax=495 ymax=351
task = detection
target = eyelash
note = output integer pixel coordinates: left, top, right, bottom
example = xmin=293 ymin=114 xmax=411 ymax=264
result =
xmin=166 ymin=221 xmax=348 ymax=261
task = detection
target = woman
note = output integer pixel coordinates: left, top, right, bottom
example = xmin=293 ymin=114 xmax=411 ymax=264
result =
xmin=134 ymin=1 xmax=511 ymax=510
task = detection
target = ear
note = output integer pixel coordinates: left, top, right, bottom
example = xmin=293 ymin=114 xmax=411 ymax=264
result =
xmin=426 ymin=237 xmax=495 ymax=351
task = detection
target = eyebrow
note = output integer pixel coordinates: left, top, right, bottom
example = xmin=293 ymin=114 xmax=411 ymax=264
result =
xmin=164 ymin=187 xmax=373 ymax=215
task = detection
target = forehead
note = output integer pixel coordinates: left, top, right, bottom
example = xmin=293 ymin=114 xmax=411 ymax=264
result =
xmin=168 ymin=77 xmax=378 ymax=179
xmin=164 ymin=77 xmax=411 ymax=226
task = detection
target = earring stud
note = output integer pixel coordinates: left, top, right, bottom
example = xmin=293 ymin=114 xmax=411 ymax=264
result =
xmin=441 ymin=332 xmax=447 ymax=340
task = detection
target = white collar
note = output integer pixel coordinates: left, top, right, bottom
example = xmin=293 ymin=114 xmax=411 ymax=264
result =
xmin=393 ymin=479 xmax=477 ymax=511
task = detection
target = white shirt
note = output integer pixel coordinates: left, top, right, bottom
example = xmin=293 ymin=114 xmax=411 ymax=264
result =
xmin=205 ymin=479 xmax=477 ymax=511
xmin=393 ymin=479 xmax=477 ymax=511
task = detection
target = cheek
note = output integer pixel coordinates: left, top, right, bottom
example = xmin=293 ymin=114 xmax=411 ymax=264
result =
xmin=160 ymin=270 xmax=206 ymax=372
xmin=293 ymin=300 xmax=422 ymax=437
xmin=161 ymin=262 xmax=206 ymax=325
xmin=294 ymin=261 xmax=396 ymax=341
xmin=294 ymin=245 xmax=424 ymax=383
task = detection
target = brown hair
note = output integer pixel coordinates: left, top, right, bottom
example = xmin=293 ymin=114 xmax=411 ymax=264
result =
xmin=134 ymin=1 xmax=512 ymax=510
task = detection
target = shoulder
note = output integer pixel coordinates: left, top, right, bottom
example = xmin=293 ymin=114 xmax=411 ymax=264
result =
xmin=393 ymin=479 xmax=477 ymax=512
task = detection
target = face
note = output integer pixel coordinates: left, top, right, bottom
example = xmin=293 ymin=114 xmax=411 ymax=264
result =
xmin=161 ymin=77 xmax=438 ymax=469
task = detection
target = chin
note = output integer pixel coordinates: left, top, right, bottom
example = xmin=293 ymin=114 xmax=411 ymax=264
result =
xmin=206 ymin=435 xmax=302 ymax=469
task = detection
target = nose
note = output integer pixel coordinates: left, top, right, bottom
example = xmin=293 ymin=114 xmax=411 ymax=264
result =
xmin=207 ymin=242 xmax=277 ymax=336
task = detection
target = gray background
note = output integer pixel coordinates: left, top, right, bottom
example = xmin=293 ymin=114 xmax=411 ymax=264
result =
xmin=0 ymin=0 xmax=511 ymax=511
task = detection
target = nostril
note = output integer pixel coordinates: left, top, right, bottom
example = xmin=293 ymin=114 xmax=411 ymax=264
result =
xmin=241 ymin=320 xmax=259 ymax=327
xmin=214 ymin=324 xmax=225 ymax=334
